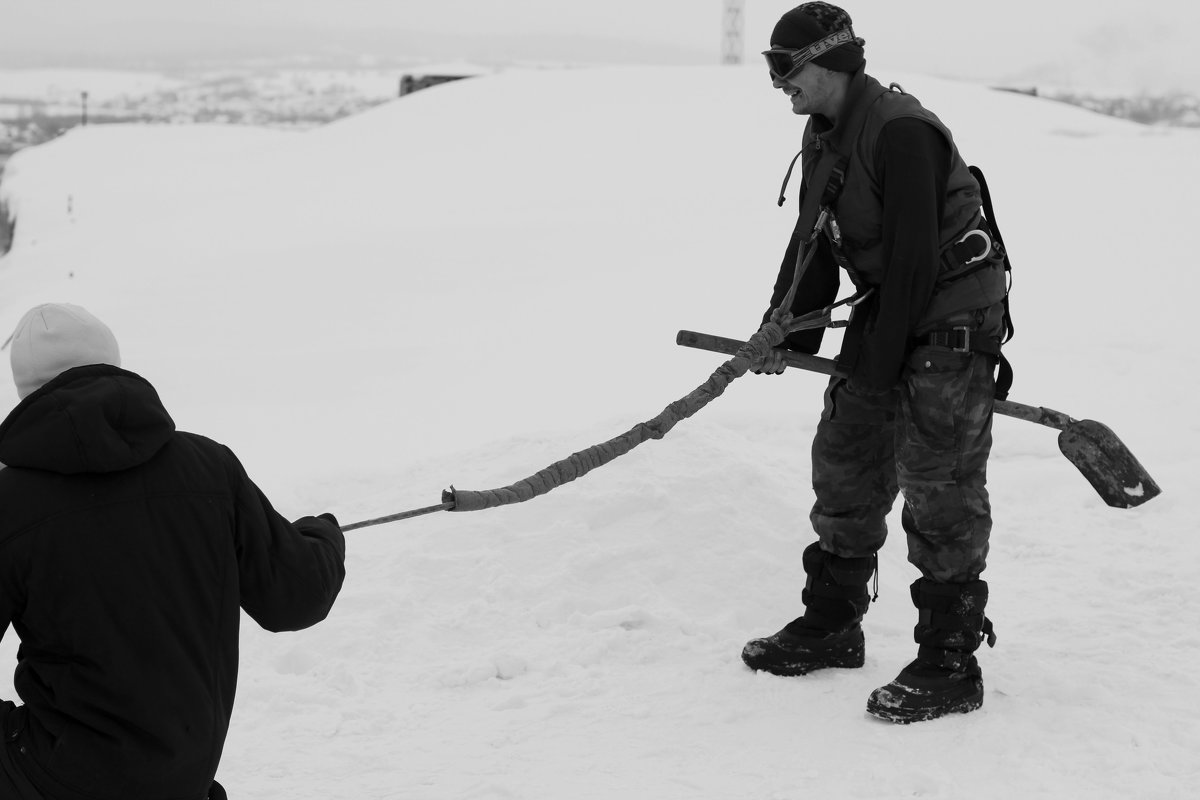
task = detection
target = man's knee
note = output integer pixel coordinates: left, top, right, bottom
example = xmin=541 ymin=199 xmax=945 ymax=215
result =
xmin=903 ymin=506 xmax=990 ymax=581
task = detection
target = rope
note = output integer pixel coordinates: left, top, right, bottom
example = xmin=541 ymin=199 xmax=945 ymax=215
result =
xmin=340 ymin=319 xmax=791 ymax=529
xmin=441 ymin=226 xmax=819 ymax=516
xmin=343 ymin=164 xmax=833 ymax=529
xmin=343 ymin=158 xmax=840 ymax=532
xmin=341 ymin=318 xmax=792 ymax=529
xmin=446 ymin=320 xmax=788 ymax=512
xmin=439 ymin=226 xmax=818 ymax=516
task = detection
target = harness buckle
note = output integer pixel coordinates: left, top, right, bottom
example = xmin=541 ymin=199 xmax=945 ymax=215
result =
xmin=957 ymin=229 xmax=992 ymax=265
xmin=952 ymin=325 xmax=971 ymax=353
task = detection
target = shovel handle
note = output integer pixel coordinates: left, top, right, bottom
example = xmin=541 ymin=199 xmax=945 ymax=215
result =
xmin=675 ymin=329 xmax=1076 ymax=432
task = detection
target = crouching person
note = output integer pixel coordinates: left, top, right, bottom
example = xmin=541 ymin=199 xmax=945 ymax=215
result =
xmin=0 ymin=304 xmax=346 ymax=800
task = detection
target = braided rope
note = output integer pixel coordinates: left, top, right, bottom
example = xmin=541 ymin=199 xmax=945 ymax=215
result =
xmin=345 ymin=211 xmax=826 ymax=528
xmin=344 ymin=219 xmax=824 ymax=528
xmin=446 ymin=320 xmax=788 ymax=512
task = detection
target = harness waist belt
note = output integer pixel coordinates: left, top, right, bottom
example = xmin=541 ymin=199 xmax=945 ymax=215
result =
xmin=922 ymin=327 xmax=1001 ymax=356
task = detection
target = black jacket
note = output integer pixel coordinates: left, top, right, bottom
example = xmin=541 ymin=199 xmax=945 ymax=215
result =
xmin=0 ymin=365 xmax=346 ymax=800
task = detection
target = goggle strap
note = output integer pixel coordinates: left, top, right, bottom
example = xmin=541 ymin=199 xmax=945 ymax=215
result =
xmin=765 ymin=27 xmax=861 ymax=77
xmin=800 ymin=28 xmax=860 ymax=65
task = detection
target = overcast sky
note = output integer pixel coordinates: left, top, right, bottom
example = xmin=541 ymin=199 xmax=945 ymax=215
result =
xmin=3 ymin=0 xmax=1198 ymax=93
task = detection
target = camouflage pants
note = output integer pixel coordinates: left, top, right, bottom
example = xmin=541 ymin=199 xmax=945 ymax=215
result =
xmin=809 ymin=309 xmax=1001 ymax=582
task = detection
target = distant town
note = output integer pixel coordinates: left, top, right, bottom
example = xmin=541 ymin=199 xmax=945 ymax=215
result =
xmin=0 ymin=65 xmax=488 ymax=173
xmin=0 ymin=69 xmax=392 ymax=166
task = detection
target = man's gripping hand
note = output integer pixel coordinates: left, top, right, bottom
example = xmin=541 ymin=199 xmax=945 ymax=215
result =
xmin=753 ymin=348 xmax=788 ymax=375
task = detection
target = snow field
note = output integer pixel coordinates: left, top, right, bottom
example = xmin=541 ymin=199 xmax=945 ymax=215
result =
xmin=2 ymin=64 xmax=1198 ymax=798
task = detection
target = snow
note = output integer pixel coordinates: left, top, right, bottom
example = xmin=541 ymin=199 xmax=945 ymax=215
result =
xmin=2 ymin=64 xmax=1198 ymax=798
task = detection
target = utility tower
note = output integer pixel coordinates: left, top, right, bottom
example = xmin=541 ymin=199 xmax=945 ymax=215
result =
xmin=722 ymin=0 xmax=745 ymax=65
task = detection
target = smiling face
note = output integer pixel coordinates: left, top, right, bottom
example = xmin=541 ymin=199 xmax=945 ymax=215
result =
xmin=772 ymin=60 xmax=847 ymax=121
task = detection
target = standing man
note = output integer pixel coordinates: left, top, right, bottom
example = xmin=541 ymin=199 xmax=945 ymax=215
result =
xmin=739 ymin=3 xmax=1009 ymax=724
xmin=0 ymin=304 xmax=347 ymax=798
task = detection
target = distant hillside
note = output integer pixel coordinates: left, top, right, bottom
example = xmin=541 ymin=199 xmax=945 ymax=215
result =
xmin=1043 ymin=89 xmax=1200 ymax=128
xmin=1 ymin=68 xmax=1197 ymax=167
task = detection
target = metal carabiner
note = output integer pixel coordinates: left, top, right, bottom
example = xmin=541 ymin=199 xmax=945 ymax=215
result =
xmin=957 ymin=229 xmax=992 ymax=265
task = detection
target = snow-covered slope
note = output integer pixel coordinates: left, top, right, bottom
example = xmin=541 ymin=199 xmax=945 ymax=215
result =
xmin=1 ymin=65 xmax=1197 ymax=799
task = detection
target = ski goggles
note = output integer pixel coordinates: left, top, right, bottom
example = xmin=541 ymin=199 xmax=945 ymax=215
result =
xmin=762 ymin=28 xmax=860 ymax=81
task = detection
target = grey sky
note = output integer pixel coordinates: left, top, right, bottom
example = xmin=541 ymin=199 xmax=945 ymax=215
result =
xmin=3 ymin=0 xmax=1197 ymax=92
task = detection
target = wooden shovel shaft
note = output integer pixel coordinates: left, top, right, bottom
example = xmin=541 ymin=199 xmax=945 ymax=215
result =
xmin=677 ymin=328 xmax=1161 ymax=508
xmin=675 ymin=330 xmax=1076 ymax=432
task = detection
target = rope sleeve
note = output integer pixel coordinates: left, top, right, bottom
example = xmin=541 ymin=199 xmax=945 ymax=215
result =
xmin=447 ymin=321 xmax=787 ymax=512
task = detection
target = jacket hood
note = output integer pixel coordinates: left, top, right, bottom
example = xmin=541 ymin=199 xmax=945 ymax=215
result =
xmin=0 ymin=364 xmax=175 ymax=474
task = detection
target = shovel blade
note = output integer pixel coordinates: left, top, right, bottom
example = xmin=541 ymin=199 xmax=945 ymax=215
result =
xmin=1057 ymin=420 xmax=1161 ymax=508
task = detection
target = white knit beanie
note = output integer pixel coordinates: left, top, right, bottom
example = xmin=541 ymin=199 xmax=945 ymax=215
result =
xmin=10 ymin=303 xmax=122 ymax=399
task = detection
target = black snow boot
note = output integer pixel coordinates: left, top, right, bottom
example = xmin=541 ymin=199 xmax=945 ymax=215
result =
xmin=742 ymin=542 xmax=876 ymax=676
xmin=867 ymin=578 xmax=996 ymax=724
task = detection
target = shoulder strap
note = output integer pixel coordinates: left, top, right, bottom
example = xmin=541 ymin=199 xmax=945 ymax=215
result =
xmin=773 ymin=154 xmax=850 ymax=320
xmin=970 ymin=168 xmax=1009 ymax=259
xmin=772 ymin=82 xmax=885 ymax=325
xmin=969 ymin=165 xmax=1015 ymax=400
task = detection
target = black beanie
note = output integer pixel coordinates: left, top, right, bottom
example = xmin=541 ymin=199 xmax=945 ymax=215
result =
xmin=770 ymin=2 xmax=865 ymax=73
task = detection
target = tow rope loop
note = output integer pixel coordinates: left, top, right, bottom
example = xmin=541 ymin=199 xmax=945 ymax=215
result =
xmin=784 ymin=287 xmax=875 ymax=334
xmin=445 ymin=320 xmax=789 ymax=513
xmin=776 ymin=235 xmax=817 ymax=324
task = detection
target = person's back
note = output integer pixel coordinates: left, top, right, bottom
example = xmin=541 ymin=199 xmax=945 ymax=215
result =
xmin=0 ymin=304 xmax=345 ymax=800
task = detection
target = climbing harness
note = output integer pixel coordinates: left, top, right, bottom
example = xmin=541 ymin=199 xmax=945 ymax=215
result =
xmin=970 ymin=165 xmax=1015 ymax=347
xmin=920 ymin=165 xmax=1016 ymax=399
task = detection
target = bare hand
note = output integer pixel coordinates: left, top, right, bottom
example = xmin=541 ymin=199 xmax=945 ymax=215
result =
xmin=754 ymin=349 xmax=788 ymax=375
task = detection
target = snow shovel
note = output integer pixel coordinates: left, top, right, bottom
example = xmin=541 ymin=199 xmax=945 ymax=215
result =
xmin=676 ymin=329 xmax=1161 ymax=509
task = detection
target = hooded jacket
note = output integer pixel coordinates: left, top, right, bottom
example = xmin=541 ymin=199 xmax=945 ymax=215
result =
xmin=0 ymin=365 xmax=346 ymax=800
